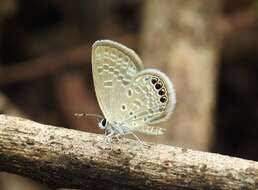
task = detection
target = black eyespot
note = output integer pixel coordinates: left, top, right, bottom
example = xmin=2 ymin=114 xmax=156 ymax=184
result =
xmin=129 ymin=112 xmax=133 ymax=115
xmin=155 ymin=82 xmax=163 ymax=90
xmin=101 ymin=119 xmax=107 ymax=126
xmin=128 ymin=89 xmax=132 ymax=97
xmin=160 ymin=96 xmax=167 ymax=103
xmin=151 ymin=77 xmax=158 ymax=84
xmin=159 ymin=88 xmax=166 ymax=96
xmin=121 ymin=104 xmax=127 ymax=111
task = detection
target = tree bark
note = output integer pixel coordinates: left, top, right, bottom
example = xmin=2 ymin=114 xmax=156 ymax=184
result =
xmin=0 ymin=115 xmax=257 ymax=190
xmin=141 ymin=0 xmax=220 ymax=150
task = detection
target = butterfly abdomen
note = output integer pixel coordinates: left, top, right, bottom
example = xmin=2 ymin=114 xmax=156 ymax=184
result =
xmin=136 ymin=125 xmax=166 ymax=136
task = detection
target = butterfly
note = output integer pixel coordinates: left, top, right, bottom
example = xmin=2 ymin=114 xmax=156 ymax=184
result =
xmin=77 ymin=40 xmax=176 ymax=142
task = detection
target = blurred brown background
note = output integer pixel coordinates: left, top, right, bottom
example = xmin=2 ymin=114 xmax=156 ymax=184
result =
xmin=0 ymin=0 xmax=258 ymax=189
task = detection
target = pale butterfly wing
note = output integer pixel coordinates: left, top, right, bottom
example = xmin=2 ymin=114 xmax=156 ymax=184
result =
xmin=92 ymin=40 xmax=176 ymax=135
xmin=92 ymin=40 xmax=144 ymax=123
xmin=118 ymin=69 xmax=176 ymax=134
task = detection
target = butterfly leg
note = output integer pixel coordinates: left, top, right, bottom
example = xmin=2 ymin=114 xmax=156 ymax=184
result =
xmin=129 ymin=132 xmax=145 ymax=145
xmin=104 ymin=130 xmax=115 ymax=144
xmin=126 ymin=130 xmax=150 ymax=147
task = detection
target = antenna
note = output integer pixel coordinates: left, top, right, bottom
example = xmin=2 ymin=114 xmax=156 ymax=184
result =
xmin=74 ymin=113 xmax=104 ymax=122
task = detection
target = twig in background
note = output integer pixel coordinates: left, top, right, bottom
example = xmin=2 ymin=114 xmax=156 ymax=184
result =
xmin=0 ymin=34 xmax=137 ymax=86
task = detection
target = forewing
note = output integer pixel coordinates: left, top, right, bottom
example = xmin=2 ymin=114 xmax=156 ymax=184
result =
xmin=92 ymin=40 xmax=144 ymax=123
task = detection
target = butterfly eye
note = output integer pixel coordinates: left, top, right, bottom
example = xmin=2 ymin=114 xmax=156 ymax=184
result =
xmin=151 ymin=77 xmax=158 ymax=84
xmin=98 ymin=119 xmax=107 ymax=129
xmin=155 ymin=82 xmax=163 ymax=90
xmin=101 ymin=119 xmax=107 ymax=126
xmin=160 ymin=96 xmax=167 ymax=103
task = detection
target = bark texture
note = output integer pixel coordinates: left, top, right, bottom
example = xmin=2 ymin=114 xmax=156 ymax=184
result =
xmin=0 ymin=115 xmax=257 ymax=190
xmin=141 ymin=0 xmax=220 ymax=150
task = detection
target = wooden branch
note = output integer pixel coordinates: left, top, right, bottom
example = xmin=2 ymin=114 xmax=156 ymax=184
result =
xmin=0 ymin=115 xmax=257 ymax=190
